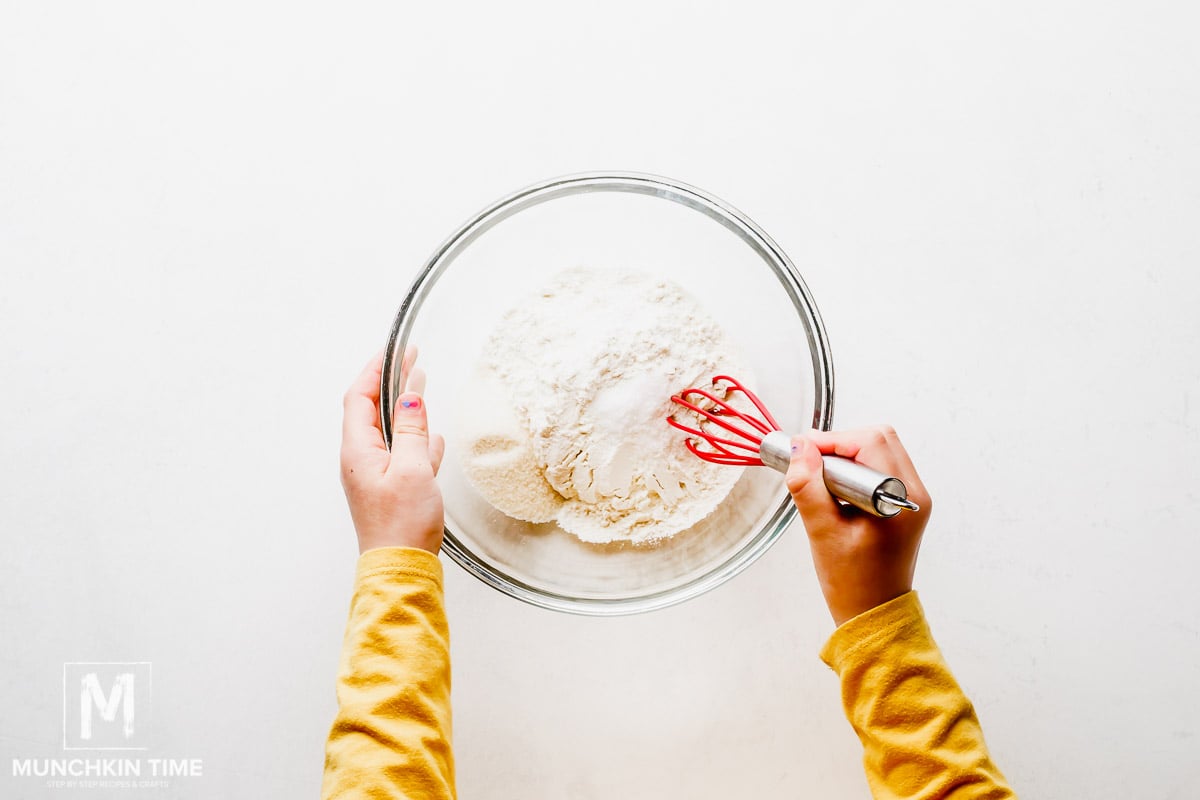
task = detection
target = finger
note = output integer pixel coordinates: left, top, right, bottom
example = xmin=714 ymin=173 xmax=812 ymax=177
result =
xmin=815 ymin=426 xmax=931 ymax=513
xmin=388 ymin=391 xmax=431 ymax=469
xmin=400 ymin=345 xmax=418 ymax=391
xmin=842 ymin=426 xmax=915 ymax=490
xmin=806 ymin=427 xmax=905 ymax=478
xmin=804 ymin=429 xmax=862 ymax=460
xmin=873 ymin=425 xmax=921 ymax=486
xmin=786 ymin=435 xmax=842 ymax=531
xmin=407 ymin=366 xmax=427 ymax=396
xmin=867 ymin=426 xmax=931 ymax=512
xmin=428 ymin=433 xmax=445 ymax=476
xmin=342 ymin=350 xmax=387 ymax=458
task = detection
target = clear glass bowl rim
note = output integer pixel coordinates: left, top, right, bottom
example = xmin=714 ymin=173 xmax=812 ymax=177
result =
xmin=381 ymin=171 xmax=836 ymax=616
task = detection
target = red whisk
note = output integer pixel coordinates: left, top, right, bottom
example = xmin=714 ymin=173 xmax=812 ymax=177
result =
xmin=668 ymin=375 xmax=919 ymax=517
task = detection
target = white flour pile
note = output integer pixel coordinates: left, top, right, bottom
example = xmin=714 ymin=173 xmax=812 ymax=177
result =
xmin=458 ymin=267 xmax=748 ymax=545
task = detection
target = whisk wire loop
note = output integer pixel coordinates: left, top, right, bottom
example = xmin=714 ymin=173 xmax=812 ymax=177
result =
xmin=683 ymin=439 xmax=760 ymax=466
xmin=667 ymin=375 xmax=789 ymax=467
xmin=667 ymin=393 xmax=769 ymax=448
xmin=710 ymin=375 xmax=782 ymax=431
xmin=669 ymin=374 xmax=920 ymax=518
xmin=668 ymin=417 xmax=759 ymax=457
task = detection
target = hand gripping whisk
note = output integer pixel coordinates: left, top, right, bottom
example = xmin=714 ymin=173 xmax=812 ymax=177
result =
xmin=668 ymin=375 xmax=919 ymax=518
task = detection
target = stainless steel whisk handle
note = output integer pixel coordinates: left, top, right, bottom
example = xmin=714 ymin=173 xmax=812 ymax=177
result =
xmin=758 ymin=431 xmax=920 ymax=518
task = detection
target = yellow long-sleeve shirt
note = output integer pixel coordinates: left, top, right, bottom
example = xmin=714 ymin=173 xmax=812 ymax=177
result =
xmin=322 ymin=547 xmax=454 ymax=799
xmin=821 ymin=593 xmax=1015 ymax=799
xmin=322 ymin=547 xmax=1014 ymax=799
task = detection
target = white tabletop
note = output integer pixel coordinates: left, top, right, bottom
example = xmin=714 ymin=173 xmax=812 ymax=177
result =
xmin=1 ymin=3 xmax=1197 ymax=798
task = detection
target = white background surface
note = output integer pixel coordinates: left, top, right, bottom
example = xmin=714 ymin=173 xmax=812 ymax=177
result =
xmin=2 ymin=2 xmax=1198 ymax=798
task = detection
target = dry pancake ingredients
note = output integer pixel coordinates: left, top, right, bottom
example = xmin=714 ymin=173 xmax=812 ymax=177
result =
xmin=458 ymin=267 xmax=747 ymax=545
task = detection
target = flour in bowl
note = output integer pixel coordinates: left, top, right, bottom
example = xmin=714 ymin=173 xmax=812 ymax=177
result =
xmin=458 ymin=267 xmax=748 ymax=545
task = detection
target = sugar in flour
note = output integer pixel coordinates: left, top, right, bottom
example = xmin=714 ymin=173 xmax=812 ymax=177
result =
xmin=458 ymin=267 xmax=748 ymax=545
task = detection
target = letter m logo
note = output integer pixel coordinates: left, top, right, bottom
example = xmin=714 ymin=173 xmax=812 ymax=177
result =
xmin=63 ymin=662 xmax=152 ymax=750
xmin=81 ymin=672 xmax=134 ymax=740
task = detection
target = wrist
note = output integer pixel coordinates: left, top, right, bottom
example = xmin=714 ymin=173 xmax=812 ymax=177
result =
xmin=357 ymin=532 xmax=441 ymax=556
xmin=821 ymin=577 xmax=913 ymax=627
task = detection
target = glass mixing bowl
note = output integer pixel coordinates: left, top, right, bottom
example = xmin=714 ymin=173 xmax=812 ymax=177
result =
xmin=381 ymin=173 xmax=834 ymax=615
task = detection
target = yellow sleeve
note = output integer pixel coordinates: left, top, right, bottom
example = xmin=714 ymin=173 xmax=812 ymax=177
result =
xmin=322 ymin=547 xmax=455 ymax=800
xmin=820 ymin=592 xmax=1015 ymax=800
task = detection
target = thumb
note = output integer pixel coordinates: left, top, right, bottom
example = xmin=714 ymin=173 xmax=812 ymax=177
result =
xmin=389 ymin=392 xmax=432 ymax=468
xmin=786 ymin=435 xmax=835 ymax=526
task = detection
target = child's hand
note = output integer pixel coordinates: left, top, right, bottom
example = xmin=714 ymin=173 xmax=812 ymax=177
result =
xmin=787 ymin=427 xmax=933 ymax=626
xmin=340 ymin=347 xmax=446 ymax=555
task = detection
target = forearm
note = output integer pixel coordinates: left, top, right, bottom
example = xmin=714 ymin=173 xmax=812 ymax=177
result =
xmin=821 ymin=592 xmax=1014 ymax=800
xmin=322 ymin=547 xmax=455 ymax=800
